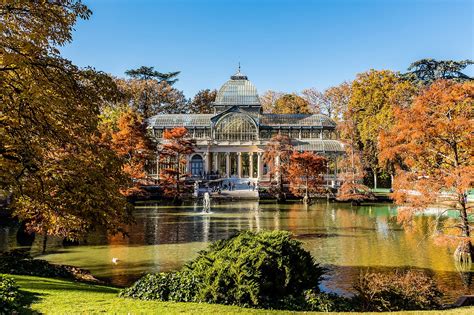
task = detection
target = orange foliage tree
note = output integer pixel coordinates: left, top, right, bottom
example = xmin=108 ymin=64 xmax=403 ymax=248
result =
xmin=287 ymin=151 xmax=327 ymax=203
xmin=1 ymin=0 xmax=133 ymax=245
xmin=379 ymin=80 xmax=474 ymax=263
xmin=110 ymin=109 xmax=154 ymax=196
xmin=158 ymin=127 xmax=195 ymax=199
xmin=263 ymin=134 xmax=294 ymax=201
xmin=337 ymin=113 xmax=374 ymax=205
xmin=336 ymin=145 xmax=375 ymax=205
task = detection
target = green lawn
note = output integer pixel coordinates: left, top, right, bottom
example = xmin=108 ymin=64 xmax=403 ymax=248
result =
xmin=7 ymin=274 xmax=472 ymax=314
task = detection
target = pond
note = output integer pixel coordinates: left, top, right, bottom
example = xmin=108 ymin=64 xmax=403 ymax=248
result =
xmin=1 ymin=201 xmax=473 ymax=302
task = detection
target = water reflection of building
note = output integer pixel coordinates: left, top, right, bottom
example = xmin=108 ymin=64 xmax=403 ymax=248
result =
xmin=147 ymin=69 xmax=344 ymax=185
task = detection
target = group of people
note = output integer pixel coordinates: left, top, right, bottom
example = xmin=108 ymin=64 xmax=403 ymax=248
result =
xmin=205 ymin=180 xmax=258 ymax=194
xmin=247 ymin=181 xmax=257 ymax=191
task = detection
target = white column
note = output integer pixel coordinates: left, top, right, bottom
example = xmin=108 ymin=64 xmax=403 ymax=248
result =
xmin=213 ymin=152 xmax=218 ymax=172
xmin=203 ymin=153 xmax=208 ymax=174
xmin=185 ymin=155 xmax=190 ymax=174
xmin=237 ymin=152 xmax=242 ymax=178
xmin=156 ymin=153 xmax=160 ymax=179
xmin=257 ymin=152 xmax=263 ymax=180
xmin=249 ymin=152 xmax=254 ymax=178
xmin=225 ymin=152 xmax=230 ymax=177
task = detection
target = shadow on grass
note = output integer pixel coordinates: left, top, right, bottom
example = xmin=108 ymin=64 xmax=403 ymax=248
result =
xmin=18 ymin=289 xmax=43 ymax=315
xmin=16 ymin=276 xmax=118 ymax=294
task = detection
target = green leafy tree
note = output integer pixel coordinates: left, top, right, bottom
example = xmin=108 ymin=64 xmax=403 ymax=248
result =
xmin=403 ymin=59 xmax=473 ymax=85
xmin=125 ymin=66 xmax=180 ymax=85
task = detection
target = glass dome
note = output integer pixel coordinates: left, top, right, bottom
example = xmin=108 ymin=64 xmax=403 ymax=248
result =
xmin=213 ymin=70 xmax=261 ymax=106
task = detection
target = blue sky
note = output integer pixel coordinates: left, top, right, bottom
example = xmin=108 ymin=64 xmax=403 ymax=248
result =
xmin=61 ymin=0 xmax=473 ymax=98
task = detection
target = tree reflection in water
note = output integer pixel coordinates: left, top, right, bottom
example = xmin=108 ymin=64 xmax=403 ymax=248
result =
xmin=0 ymin=201 xmax=472 ymax=301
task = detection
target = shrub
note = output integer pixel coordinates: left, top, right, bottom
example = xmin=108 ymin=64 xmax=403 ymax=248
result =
xmin=0 ymin=275 xmax=22 ymax=314
xmin=353 ymin=270 xmax=442 ymax=311
xmin=304 ymin=290 xmax=356 ymax=312
xmin=121 ymin=230 xmax=325 ymax=309
xmin=119 ymin=272 xmax=198 ymax=302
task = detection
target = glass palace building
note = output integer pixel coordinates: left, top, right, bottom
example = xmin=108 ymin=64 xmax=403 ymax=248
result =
xmin=148 ymin=70 xmax=345 ymax=184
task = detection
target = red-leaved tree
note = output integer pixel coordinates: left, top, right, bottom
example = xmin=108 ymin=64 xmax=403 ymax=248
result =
xmin=159 ymin=127 xmax=195 ymax=199
xmin=379 ymin=80 xmax=474 ymax=264
xmin=263 ymin=134 xmax=293 ymax=201
xmin=110 ymin=109 xmax=154 ymax=196
xmin=337 ymin=114 xmax=374 ymax=205
xmin=287 ymin=151 xmax=327 ymax=203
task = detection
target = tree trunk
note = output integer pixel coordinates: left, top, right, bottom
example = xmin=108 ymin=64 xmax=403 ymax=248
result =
xmin=277 ymin=174 xmax=286 ymax=202
xmin=42 ymin=234 xmax=48 ymax=254
xmin=176 ymin=153 xmax=181 ymax=198
xmin=455 ymin=203 xmax=473 ymax=264
xmin=304 ymin=175 xmax=309 ymax=204
xmin=373 ymin=171 xmax=378 ymax=190
xmin=455 ymin=239 xmax=473 ymax=264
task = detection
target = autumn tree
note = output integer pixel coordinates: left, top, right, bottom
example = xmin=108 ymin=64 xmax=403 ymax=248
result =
xmin=159 ymin=127 xmax=196 ymax=200
xmin=109 ymin=109 xmax=154 ymax=197
xmin=337 ymin=106 xmax=374 ymax=204
xmin=336 ymin=146 xmax=374 ymax=205
xmin=273 ymin=93 xmax=311 ymax=114
xmin=347 ymin=70 xmax=416 ymax=188
xmin=259 ymin=90 xmax=283 ymax=113
xmin=287 ymin=152 xmax=327 ymax=203
xmin=189 ymin=89 xmax=217 ymax=114
xmin=1 ymin=0 xmax=132 ymax=243
xmin=379 ymin=80 xmax=474 ymax=264
xmin=118 ymin=67 xmax=187 ymax=118
xmin=403 ymin=59 xmax=473 ymax=85
xmin=302 ymin=82 xmax=351 ymax=121
xmin=263 ymin=134 xmax=294 ymax=201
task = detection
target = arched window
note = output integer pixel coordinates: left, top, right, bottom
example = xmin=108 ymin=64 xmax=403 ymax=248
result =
xmin=214 ymin=113 xmax=257 ymax=141
xmin=190 ymin=155 xmax=204 ymax=176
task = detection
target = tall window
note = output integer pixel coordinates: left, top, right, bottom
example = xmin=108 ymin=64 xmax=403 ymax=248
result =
xmin=215 ymin=113 xmax=257 ymax=141
xmin=190 ymin=155 xmax=204 ymax=176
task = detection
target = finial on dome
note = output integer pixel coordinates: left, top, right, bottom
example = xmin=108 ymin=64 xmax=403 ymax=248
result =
xmin=231 ymin=62 xmax=247 ymax=80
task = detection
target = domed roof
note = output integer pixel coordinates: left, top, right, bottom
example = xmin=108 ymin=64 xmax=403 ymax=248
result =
xmin=214 ymin=70 xmax=261 ymax=106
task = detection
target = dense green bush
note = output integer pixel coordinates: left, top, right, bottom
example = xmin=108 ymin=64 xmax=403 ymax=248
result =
xmin=119 ymin=272 xmax=198 ymax=302
xmin=353 ymin=270 xmax=442 ymax=311
xmin=0 ymin=275 xmax=22 ymax=313
xmin=121 ymin=230 xmax=325 ymax=309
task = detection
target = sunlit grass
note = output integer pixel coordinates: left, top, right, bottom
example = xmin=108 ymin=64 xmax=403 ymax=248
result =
xmin=8 ymin=274 xmax=473 ymax=314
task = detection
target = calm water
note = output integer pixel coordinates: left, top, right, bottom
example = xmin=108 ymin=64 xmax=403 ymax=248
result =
xmin=1 ymin=201 xmax=473 ymax=302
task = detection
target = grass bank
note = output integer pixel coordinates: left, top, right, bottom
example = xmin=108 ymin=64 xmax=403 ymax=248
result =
xmin=8 ymin=274 xmax=472 ymax=314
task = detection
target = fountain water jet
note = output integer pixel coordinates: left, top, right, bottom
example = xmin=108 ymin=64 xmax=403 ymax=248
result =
xmin=203 ymin=191 xmax=211 ymax=213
